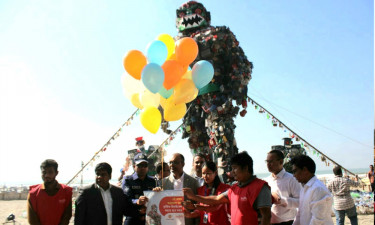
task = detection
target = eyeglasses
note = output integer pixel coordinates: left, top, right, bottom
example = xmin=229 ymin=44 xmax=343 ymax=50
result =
xmin=168 ymin=161 xmax=181 ymax=165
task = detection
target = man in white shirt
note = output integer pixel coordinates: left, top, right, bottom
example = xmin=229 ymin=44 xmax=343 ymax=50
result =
xmin=190 ymin=153 xmax=205 ymax=187
xmin=265 ymin=150 xmax=301 ymax=225
xmin=156 ymin=153 xmax=199 ymax=225
xmin=290 ymin=155 xmax=333 ymax=225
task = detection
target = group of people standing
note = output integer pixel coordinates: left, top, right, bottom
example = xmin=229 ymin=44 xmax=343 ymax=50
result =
xmin=27 ymin=150 xmax=368 ymax=225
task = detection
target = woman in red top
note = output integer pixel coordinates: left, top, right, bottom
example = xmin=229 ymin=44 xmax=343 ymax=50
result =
xmin=184 ymin=161 xmax=231 ymax=225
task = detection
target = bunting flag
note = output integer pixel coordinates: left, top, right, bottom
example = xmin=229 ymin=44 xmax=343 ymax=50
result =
xmin=67 ymin=109 xmax=140 ymax=185
xmin=247 ymin=95 xmax=358 ymax=178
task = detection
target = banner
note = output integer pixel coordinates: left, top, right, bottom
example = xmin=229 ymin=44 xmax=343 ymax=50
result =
xmin=144 ymin=190 xmax=185 ymax=225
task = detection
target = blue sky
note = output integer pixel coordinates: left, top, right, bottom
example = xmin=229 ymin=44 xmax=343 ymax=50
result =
xmin=0 ymin=0 xmax=373 ymax=185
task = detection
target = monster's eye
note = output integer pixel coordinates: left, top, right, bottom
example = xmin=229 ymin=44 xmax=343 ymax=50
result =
xmin=195 ymin=8 xmax=202 ymax=15
xmin=179 ymin=12 xmax=186 ymax=18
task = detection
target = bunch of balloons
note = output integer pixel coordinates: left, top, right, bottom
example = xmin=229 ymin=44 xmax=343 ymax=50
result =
xmin=122 ymin=34 xmax=214 ymax=134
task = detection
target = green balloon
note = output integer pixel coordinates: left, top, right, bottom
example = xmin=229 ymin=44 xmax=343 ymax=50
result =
xmin=159 ymin=87 xmax=174 ymax=99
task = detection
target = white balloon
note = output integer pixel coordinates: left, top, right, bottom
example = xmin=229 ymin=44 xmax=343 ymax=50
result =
xmin=121 ymin=73 xmax=141 ymax=99
xmin=140 ymin=89 xmax=160 ymax=108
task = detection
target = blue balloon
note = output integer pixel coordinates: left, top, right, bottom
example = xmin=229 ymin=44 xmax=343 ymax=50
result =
xmin=141 ymin=63 xmax=165 ymax=93
xmin=146 ymin=40 xmax=168 ymax=66
xmin=159 ymin=87 xmax=174 ymax=99
xmin=192 ymin=60 xmax=214 ymax=89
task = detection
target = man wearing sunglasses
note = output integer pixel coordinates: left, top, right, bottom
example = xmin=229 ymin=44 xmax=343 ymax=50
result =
xmin=122 ymin=153 xmax=156 ymax=225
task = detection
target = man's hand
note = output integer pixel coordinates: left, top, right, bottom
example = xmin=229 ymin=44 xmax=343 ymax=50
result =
xmin=182 ymin=188 xmax=195 ymax=199
xmin=153 ymin=187 xmax=163 ymax=192
xmin=183 ymin=208 xmax=199 ymax=218
xmin=181 ymin=200 xmax=196 ymax=210
xmin=139 ymin=205 xmax=147 ymax=215
xmin=271 ymin=192 xmax=281 ymax=205
xmin=136 ymin=196 xmax=148 ymax=205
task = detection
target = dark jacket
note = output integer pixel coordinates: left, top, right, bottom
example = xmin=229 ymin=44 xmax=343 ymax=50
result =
xmin=74 ymin=184 xmax=138 ymax=225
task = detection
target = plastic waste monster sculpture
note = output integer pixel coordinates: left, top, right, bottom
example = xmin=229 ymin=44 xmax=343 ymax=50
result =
xmin=167 ymin=1 xmax=253 ymax=182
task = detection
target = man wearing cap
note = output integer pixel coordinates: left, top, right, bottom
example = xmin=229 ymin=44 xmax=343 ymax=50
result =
xmin=135 ymin=137 xmax=146 ymax=154
xmin=122 ymin=153 xmax=156 ymax=225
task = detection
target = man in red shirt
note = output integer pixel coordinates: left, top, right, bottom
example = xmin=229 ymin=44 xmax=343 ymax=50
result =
xmin=183 ymin=151 xmax=272 ymax=225
xmin=28 ymin=159 xmax=72 ymax=225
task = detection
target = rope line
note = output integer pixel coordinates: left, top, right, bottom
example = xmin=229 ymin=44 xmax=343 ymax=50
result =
xmin=248 ymin=95 xmax=360 ymax=178
xmin=66 ymin=109 xmax=139 ymax=185
xmin=248 ymin=91 xmax=372 ymax=149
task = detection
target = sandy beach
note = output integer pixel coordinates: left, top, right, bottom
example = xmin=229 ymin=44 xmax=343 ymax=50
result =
xmin=0 ymin=200 xmax=373 ymax=225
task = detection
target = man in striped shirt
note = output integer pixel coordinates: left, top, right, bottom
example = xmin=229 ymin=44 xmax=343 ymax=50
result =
xmin=327 ymin=166 xmax=359 ymax=225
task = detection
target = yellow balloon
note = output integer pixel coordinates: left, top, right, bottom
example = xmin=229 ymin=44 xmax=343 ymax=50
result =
xmin=157 ymin=34 xmax=175 ymax=59
xmin=160 ymin=94 xmax=176 ymax=109
xmin=140 ymin=107 xmax=162 ymax=134
xmin=182 ymin=70 xmax=192 ymax=80
xmin=130 ymin=93 xmax=144 ymax=109
xmin=164 ymin=103 xmax=187 ymax=121
xmin=173 ymin=79 xmax=198 ymax=105
xmin=140 ymin=89 xmax=160 ymax=108
xmin=159 ymin=96 xmax=168 ymax=109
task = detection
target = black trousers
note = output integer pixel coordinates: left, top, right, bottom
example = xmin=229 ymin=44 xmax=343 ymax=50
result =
xmin=272 ymin=220 xmax=294 ymax=225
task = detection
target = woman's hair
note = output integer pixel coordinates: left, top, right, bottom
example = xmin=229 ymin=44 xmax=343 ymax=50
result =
xmin=202 ymin=161 xmax=222 ymax=195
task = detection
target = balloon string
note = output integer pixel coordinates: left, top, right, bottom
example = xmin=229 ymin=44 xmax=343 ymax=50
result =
xmin=148 ymin=103 xmax=193 ymax=159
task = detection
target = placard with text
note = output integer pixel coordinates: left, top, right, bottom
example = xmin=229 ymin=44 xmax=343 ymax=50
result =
xmin=144 ymin=190 xmax=185 ymax=225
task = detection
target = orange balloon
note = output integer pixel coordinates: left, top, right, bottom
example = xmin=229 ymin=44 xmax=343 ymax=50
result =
xmin=175 ymin=37 xmax=198 ymax=66
xmin=162 ymin=60 xmax=184 ymax=90
xmin=168 ymin=53 xmax=177 ymax=60
xmin=182 ymin=64 xmax=189 ymax=73
xmin=123 ymin=50 xmax=147 ymax=80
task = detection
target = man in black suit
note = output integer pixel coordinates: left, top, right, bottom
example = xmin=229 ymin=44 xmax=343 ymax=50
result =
xmin=75 ymin=162 xmax=139 ymax=225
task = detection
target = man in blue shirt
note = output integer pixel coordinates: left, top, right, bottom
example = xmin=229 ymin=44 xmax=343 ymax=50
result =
xmin=122 ymin=153 xmax=156 ymax=225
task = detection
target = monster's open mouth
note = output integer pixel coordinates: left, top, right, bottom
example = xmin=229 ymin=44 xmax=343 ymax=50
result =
xmin=180 ymin=14 xmax=204 ymax=29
